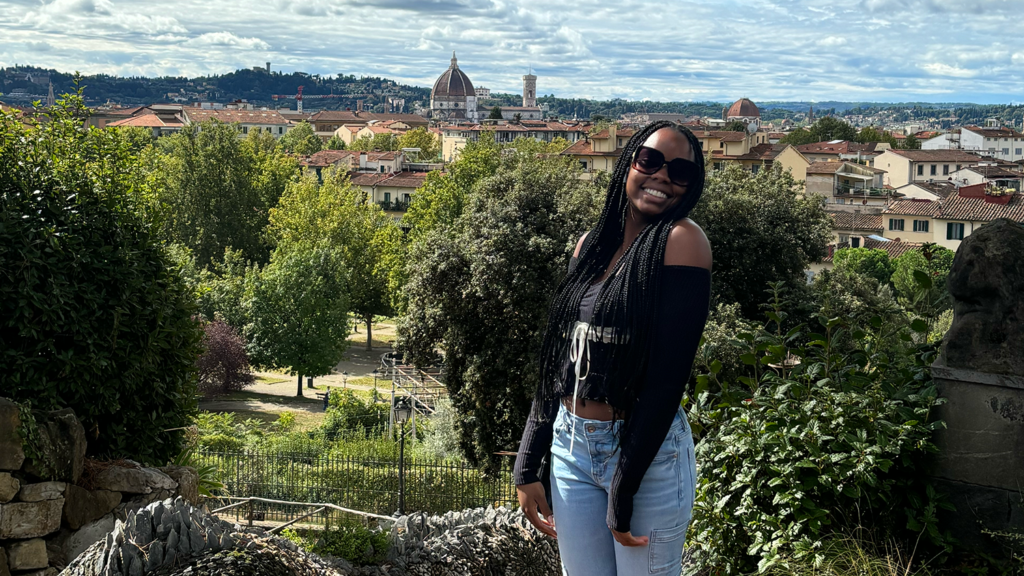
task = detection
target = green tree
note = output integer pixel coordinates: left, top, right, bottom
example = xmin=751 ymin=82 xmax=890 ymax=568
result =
xmin=151 ymin=120 xmax=297 ymax=266
xmin=892 ymin=244 xmax=954 ymax=317
xmin=487 ymin=106 xmax=503 ymax=120
xmin=278 ymin=121 xmax=323 ymax=156
xmin=810 ymin=116 xmax=858 ymax=142
xmin=778 ymin=127 xmax=816 ymax=145
xmin=270 ymin=168 xmax=401 ymax=350
xmin=856 ymin=126 xmax=884 ymax=143
xmin=723 ymin=120 xmax=748 ymax=132
xmin=244 ymin=240 xmax=350 ymax=397
xmin=325 ymin=134 xmax=346 ymax=150
xmin=0 ymin=86 xmax=204 ymax=463
xmin=397 ymin=127 xmax=440 ymax=161
xmin=832 ymin=247 xmax=895 ymax=286
xmin=689 ymin=164 xmax=832 ymax=319
xmin=349 ymin=133 xmax=399 ymax=152
xmin=400 ymin=150 xmax=604 ymax=470
xmin=902 ymin=134 xmax=921 ymax=149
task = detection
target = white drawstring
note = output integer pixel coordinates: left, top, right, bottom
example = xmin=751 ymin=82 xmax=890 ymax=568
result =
xmin=567 ymin=322 xmax=591 ymax=454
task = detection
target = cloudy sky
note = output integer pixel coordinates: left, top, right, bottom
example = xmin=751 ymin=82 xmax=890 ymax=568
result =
xmin=1 ymin=0 xmax=1021 ymax=103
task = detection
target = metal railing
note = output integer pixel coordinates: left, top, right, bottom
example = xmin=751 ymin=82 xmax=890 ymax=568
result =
xmin=199 ymin=450 xmax=517 ymax=519
xmin=378 ymin=200 xmax=410 ymax=212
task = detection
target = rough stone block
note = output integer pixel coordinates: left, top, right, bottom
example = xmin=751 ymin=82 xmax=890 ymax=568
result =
xmin=0 ymin=498 xmax=64 ymax=539
xmin=5 ymin=538 xmax=47 ymax=571
xmin=62 ymin=485 xmax=120 ymax=530
xmin=158 ymin=465 xmax=198 ymax=505
xmin=0 ymin=547 xmax=8 ymax=576
xmin=23 ymin=409 xmax=86 ymax=484
xmin=0 ymin=399 xmax=24 ymax=472
xmin=17 ymin=569 xmax=56 ymax=576
xmin=17 ymin=481 xmax=66 ymax=502
xmin=140 ymin=468 xmax=177 ymax=492
xmin=63 ymin=513 xmax=114 ymax=565
xmin=90 ymin=466 xmax=152 ymax=494
xmin=0 ymin=473 xmax=18 ymax=504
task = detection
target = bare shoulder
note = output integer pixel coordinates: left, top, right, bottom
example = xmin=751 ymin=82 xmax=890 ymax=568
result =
xmin=573 ymin=232 xmax=589 ymax=258
xmin=664 ymin=219 xmax=712 ymax=270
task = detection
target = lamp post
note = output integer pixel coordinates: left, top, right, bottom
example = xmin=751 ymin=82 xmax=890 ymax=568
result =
xmin=342 ymin=371 xmax=349 ymax=389
xmin=393 ymin=396 xmax=413 ymax=515
xmin=372 ymin=368 xmax=379 ymax=403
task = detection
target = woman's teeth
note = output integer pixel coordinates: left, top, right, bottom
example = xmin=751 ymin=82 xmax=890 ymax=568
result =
xmin=643 ymin=188 xmax=667 ymax=199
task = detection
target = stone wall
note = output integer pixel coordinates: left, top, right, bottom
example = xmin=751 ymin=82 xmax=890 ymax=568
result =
xmin=0 ymin=398 xmax=197 ymax=576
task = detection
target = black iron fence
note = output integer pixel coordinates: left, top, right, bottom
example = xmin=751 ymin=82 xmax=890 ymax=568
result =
xmin=199 ymin=450 xmax=518 ymax=521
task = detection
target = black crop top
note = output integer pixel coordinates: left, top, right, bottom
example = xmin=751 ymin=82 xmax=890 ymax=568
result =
xmin=514 ymin=256 xmax=711 ymax=532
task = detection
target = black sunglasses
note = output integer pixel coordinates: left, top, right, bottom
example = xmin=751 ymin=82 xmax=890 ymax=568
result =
xmin=631 ymin=146 xmax=699 ymax=187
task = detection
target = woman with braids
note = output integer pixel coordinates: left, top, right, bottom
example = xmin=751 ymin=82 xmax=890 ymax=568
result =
xmin=514 ymin=121 xmax=712 ymax=575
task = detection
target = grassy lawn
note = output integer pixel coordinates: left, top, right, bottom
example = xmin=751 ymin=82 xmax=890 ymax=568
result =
xmin=219 ymin=390 xmax=322 ymax=405
xmin=221 ymin=408 xmax=325 ymax=431
xmin=255 ymin=375 xmax=289 ymax=385
xmin=346 ymin=334 xmax=397 ymax=347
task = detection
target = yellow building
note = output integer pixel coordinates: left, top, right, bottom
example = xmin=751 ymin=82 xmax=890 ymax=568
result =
xmin=882 ymin=183 xmax=1024 ymax=250
xmin=872 ymin=149 xmax=984 ymax=187
xmin=560 ymin=125 xmax=636 ymax=177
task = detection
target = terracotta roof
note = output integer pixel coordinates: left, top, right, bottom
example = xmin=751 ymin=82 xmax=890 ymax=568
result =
xmin=300 ymin=150 xmax=357 ymax=167
xmin=938 ymin=193 xmax=1024 ymax=222
xmin=378 ymin=171 xmax=429 ymax=189
xmin=906 ymin=181 xmax=958 ymax=199
xmin=107 ymin=113 xmax=182 ymax=128
xmin=884 ymin=192 xmax=1024 ymax=223
xmin=431 ymin=52 xmax=475 ymax=99
xmin=588 ymin=127 xmax=637 ymax=139
xmin=807 ymin=161 xmax=845 ymax=174
xmin=863 ymin=238 xmax=924 ymax=260
xmin=734 ymin=143 xmax=784 ymax=161
xmin=796 ymin=141 xmax=882 ymax=155
xmin=768 ymin=132 xmax=786 ymax=138
xmin=363 ymin=126 xmax=400 ymax=134
xmin=184 ymin=108 xmax=290 ymax=125
xmin=887 ymin=149 xmax=984 ymax=162
xmin=962 ymin=126 xmax=1024 ymax=139
xmin=883 ymin=199 xmax=941 ymax=217
xmin=961 ymin=165 xmax=1022 ymax=179
xmin=726 ymin=98 xmax=760 ymax=118
xmin=692 ymin=130 xmax=747 ymax=142
xmin=349 ymin=172 xmax=391 ymax=186
xmin=561 ymin=139 xmax=625 ymax=157
xmin=830 ymin=212 xmax=883 ymax=232
xmin=308 ymin=111 xmax=428 ymax=126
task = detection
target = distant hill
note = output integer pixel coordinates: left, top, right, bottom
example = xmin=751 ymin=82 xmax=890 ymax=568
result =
xmin=3 ymin=65 xmax=1022 ymax=127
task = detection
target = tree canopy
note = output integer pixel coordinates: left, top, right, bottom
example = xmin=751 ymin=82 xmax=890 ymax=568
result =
xmin=0 ymin=87 xmax=204 ymax=463
xmin=278 ymin=121 xmax=322 ymax=156
xmin=690 ymin=164 xmax=832 ymax=318
xmin=151 ymin=121 xmax=297 ymax=266
xmin=399 ymin=148 xmax=604 ymax=469
xmin=832 ymin=247 xmax=895 ymax=286
xmin=780 ymin=117 xmax=858 ymax=145
xmin=325 ymin=134 xmax=346 ymax=150
xmin=397 ymin=127 xmax=441 ymax=161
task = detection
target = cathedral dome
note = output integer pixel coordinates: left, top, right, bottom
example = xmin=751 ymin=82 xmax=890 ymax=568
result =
xmin=431 ymin=52 xmax=475 ymax=100
xmin=726 ymin=98 xmax=760 ymax=119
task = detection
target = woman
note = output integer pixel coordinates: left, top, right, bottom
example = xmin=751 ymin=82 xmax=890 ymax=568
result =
xmin=514 ymin=121 xmax=712 ymax=576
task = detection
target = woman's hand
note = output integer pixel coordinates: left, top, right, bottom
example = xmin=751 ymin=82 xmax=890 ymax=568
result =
xmin=611 ymin=529 xmax=648 ymax=547
xmin=516 ymin=482 xmax=556 ymax=539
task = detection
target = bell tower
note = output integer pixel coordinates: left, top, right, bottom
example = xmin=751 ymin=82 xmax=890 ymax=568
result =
xmin=522 ymin=68 xmax=537 ymax=107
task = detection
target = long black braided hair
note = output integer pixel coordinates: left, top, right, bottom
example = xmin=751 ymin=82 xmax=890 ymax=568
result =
xmin=533 ymin=120 xmax=707 ymax=432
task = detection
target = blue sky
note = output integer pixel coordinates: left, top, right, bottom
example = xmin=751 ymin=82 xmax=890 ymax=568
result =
xmin=2 ymin=0 xmax=1022 ymax=103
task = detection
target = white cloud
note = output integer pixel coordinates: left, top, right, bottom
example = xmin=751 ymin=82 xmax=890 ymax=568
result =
xmin=920 ymin=62 xmax=977 ymax=78
xmin=185 ymin=32 xmax=270 ymax=50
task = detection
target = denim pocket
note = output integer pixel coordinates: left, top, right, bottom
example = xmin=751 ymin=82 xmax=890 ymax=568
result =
xmin=648 ymin=523 xmax=688 ymax=574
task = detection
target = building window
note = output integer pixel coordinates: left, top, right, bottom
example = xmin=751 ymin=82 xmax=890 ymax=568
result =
xmin=839 ymin=234 xmax=849 ymax=244
xmin=930 ymin=164 xmax=937 ymax=175
xmin=1017 ymin=148 xmax=1022 ymax=155
xmin=279 ymin=127 xmax=283 ymax=134
xmin=947 ymin=222 xmax=965 ymax=240
xmin=751 ymin=164 xmax=760 ymax=174
xmin=956 ymin=164 xmax=961 ymax=171
xmin=384 ymin=192 xmax=391 ymax=203
xmin=1003 ymin=148 xmax=1010 ymax=155
xmin=943 ymin=164 xmax=949 ymax=175
xmin=579 ymin=160 xmax=588 ymax=170
xmin=913 ymin=220 xmax=929 ymax=232
xmin=403 ymin=193 xmax=411 ymax=203
xmin=720 ymin=142 xmax=724 ymax=149
xmin=889 ymin=218 xmax=905 ymax=231
xmin=917 ymin=165 xmax=924 ymax=176
xmin=851 ymin=237 xmax=861 ymax=248
xmin=242 ymin=126 xmax=249 ymax=134
xmin=713 ymin=162 xmax=723 ymax=170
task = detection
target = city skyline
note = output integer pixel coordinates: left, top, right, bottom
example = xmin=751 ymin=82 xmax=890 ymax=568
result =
xmin=2 ymin=0 xmax=1022 ymax=104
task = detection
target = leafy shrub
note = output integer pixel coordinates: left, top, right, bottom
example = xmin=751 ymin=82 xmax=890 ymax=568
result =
xmin=321 ymin=389 xmax=389 ymax=439
xmin=762 ymin=534 xmax=931 ymax=576
xmin=195 ymin=412 xmax=263 ymax=451
xmin=686 ymin=287 xmax=948 ymax=574
xmin=832 ymin=248 xmax=895 ymax=287
xmin=197 ymin=319 xmax=256 ymax=397
xmin=421 ymin=397 xmax=464 ymax=461
xmin=282 ymin=520 xmax=389 ymax=566
xmin=0 ymin=84 xmax=203 ymax=463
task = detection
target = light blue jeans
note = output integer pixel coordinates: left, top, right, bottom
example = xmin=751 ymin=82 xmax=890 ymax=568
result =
xmin=550 ymin=403 xmax=696 ymax=576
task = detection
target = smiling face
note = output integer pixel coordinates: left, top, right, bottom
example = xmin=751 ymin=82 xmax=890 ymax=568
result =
xmin=625 ymin=128 xmax=696 ymax=222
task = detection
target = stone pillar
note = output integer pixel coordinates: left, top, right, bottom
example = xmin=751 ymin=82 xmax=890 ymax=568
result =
xmin=929 ymin=218 xmax=1024 ymax=556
